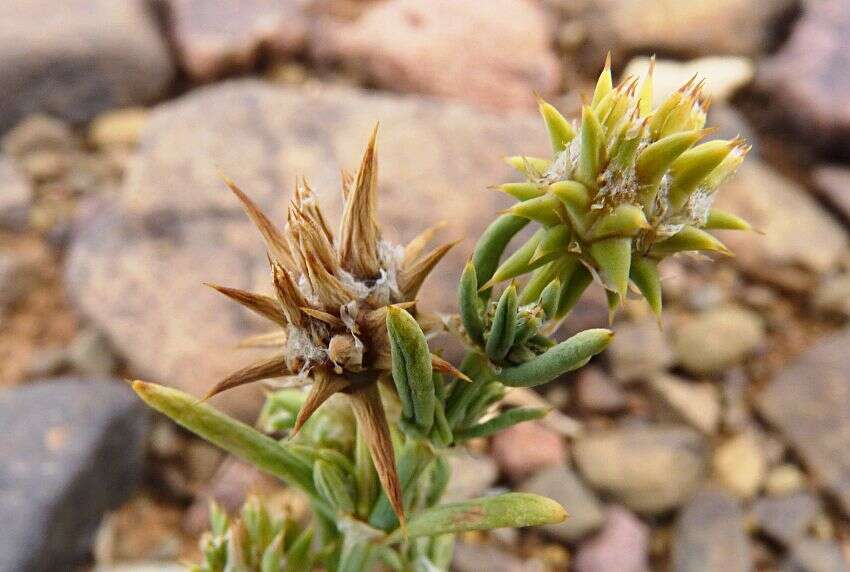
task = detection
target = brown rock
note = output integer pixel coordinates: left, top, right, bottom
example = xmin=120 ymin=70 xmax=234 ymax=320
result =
xmin=576 ymin=366 xmax=627 ymax=413
xmin=574 ymin=426 xmax=709 ymax=515
xmin=714 ymin=160 xmax=847 ymax=291
xmin=0 ymin=0 xmax=173 ymax=133
xmin=813 ymin=165 xmax=850 ymax=225
xmin=0 ymin=154 xmax=29 ymax=229
xmin=66 ymin=81 xmax=547 ymax=416
xmin=756 ymin=328 xmax=850 ymax=518
xmin=580 ymin=0 xmax=794 ymax=59
xmin=608 ymin=318 xmax=674 ymax=383
xmin=672 ymin=306 xmax=764 ymax=376
xmin=759 ymin=0 xmax=850 ymax=152
xmin=491 ymin=421 xmax=565 ymax=482
xmin=313 ymin=0 xmax=560 ymax=110
xmin=167 ymin=0 xmax=308 ymax=81
xmin=672 ymin=487 xmax=751 ymax=572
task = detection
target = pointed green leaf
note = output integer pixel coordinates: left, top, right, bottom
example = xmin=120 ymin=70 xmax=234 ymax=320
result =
xmin=578 ymin=106 xmax=605 ymax=188
xmin=538 ymin=98 xmax=575 ymax=152
xmin=704 ymin=208 xmax=751 ymax=231
xmin=459 ymin=261 xmax=486 ymax=345
xmin=485 ymin=228 xmax=546 ymax=288
xmin=539 ymin=278 xmax=561 ymax=318
xmin=314 ymin=459 xmax=355 ymax=514
xmin=649 ymin=225 xmax=731 ymax=257
xmin=497 ymin=182 xmax=546 ymax=201
xmin=386 ymin=493 xmax=567 ymax=543
xmin=636 ymin=129 xmax=704 ymax=188
xmin=505 ymin=156 xmax=551 ymax=177
xmin=284 ymin=528 xmax=313 ymax=572
xmin=497 ymin=328 xmax=614 ymax=387
xmin=508 ymin=193 xmax=563 ymax=226
xmin=638 ymin=57 xmax=655 ymax=117
xmin=630 ymin=256 xmax=662 ymax=317
xmin=589 ymin=236 xmax=632 ymax=297
xmin=587 ymin=204 xmax=649 ymax=240
xmin=591 ymin=53 xmax=613 ymax=108
xmin=486 ymin=284 xmax=519 ymax=363
xmin=556 ymin=263 xmax=592 ymax=318
xmin=532 ymin=224 xmax=571 ymax=263
xmin=369 ymin=439 xmax=435 ymax=531
xmin=549 ymin=180 xmax=591 ymax=235
xmin=668 ymin=140 xmax=733 ymax=210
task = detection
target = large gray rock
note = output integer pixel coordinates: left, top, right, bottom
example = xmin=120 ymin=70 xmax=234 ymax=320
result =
xmin=66 ymin=81 xmax=547 ymax=416
xmin=714 ymin=160 xmax=848 ymax=292
xmin=672 ymin=488 xmax=751 ymax=572
xmin=756 ymin=329 xmax=850 ymax=518
xmin=0 ymin=0 xmax=174 ymax=133
xmin=0 ymin=378 xmax=149 ymax=572
xmin=759 ymin=0 xmax=850 ymax=154
xmin=574 ymin=426 xmax=709 ymax=515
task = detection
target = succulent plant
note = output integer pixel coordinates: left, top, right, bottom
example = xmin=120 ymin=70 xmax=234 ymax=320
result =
xmin=130 ymin=55 xmax=753 ymax=572
xmin=488 ymin=54 xmax=752 ymax=320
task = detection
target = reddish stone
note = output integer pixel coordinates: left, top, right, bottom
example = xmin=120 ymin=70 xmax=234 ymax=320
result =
xmin=491 ymin=421 xmax=565 ymax=482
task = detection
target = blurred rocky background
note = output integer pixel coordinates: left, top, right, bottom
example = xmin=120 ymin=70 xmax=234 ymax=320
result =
xmin=0 ymin=0 xmax=849 ymax=570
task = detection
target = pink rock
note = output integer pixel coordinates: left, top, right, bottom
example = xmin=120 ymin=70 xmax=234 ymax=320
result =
xmin=168 ymin=0 xmax=308 ymax=81
xmin=575 ymin=506 xmax=650 ymax=572
xmin=313 ymin=0 xmax=560 ymax=110
xmin=491 ymin=421 xmax=565 ymax=481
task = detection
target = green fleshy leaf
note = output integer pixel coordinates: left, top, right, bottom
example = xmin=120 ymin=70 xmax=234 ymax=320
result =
xmin=459 ymin=261 xmax=485 ymax=346
xmin=589 ymin=236 xmax=632 ymax=298
xmin=630 ymin=256 xmax=662 ymax=317
xmin=283 ymin=528 xmax=314 ymax=572
xmin=635 ymin=129 xmax=704 ymax=191
xmin=385 ymin=493 xmax=567 ymax=543
xmin=591 ymin=53 xmax=613 ymax=108
xmin=704 ymin=208 xmax=751 ymax=231
xmin=578 ymin=106 xmax=605 ymax=188
xmin=472 ymin=215 xmax=529 ymax=299
xmin=132 ymin=381 xmax=319 ymax=501
xmin=587 ymin=204 xmax=649 ymax=240
xmin=538 ymin=98 xmax=575 ymax=152
xmin=497 ymin=328 xmax=613 ymax=387
xmin=497 ymin=182 xmax=546 ymax=201
xmin=485 ymin=227 xmax=546 ymax=287
xmin=555 ymin=262 xmax=592 ymax=318
xmin=314 ymin=459 xmax=355 ymax=515
xmin=486 ymin=284 xmax=519 ymax=363
xmin=369 ymin=440 xmax=435 ymax=531
xmin=454 ymin=407 xmax=549 ymax=441
xmin=505 ymin=156 xmax=551 ymax=177
xmin=649 ymin=225 xmax=731 ymax=257
xmin=532 ymin=224 xmax=571 ymax=263
xmin=387 ymin=306 xmax=435 ymax=434
xmin=667 ymin=140 xmax=733 ymax=210
xmin=508 ymin=193 xmax=564 ymax=227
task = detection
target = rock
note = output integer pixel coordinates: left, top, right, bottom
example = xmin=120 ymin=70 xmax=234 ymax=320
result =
xmin=167 ymin=0 xmax=308 ymax=81
xmin=313 ymin=0 xmax=560 ymax=110
xmin=0 ymin=153 xmax=29 ymax=229
xmin=713 ymin=431 xmax=766 ymax=499
xmin=707 ymin=105 xmax=761 ymax=157
xmin=672 ymin=306 xmax=764 ymax=375
xmin=574 ymin=506 xmax=649 ymax=572
xmin=785 ymin=538 xmax=849 ymax=572
xmin=491 ymin=421 xmax=565 ymax=482
xmin=94 ymin=495 xmax=185 ymax=563
xmin=608 ymin=319 xmax=674 ymax=383
xmin=753 ymin=493 xmax=821 ymax=546
xmin=0 ymin=378 xmax=149 ymax=572
xmin=520 ymin=464 xmax=605 ymax=542
xmin=576 ymin=366 xmax=627 ymax=413
xmin=756 ymin=329 xmax=850 ymax=518
xmin=574 ymin=426 xmax=709 ymax=515
xmin=183 ymin=457 xmax=279 ymax=535
xmin=88 ymin=108 xmax=149 ymax=149
xmin=68 ymin=328 xmax=120 ymax=377
xmin=765 ymin=464 xmax=807 ymax=497
xmin=623 ymin=56 xmax=754 ymax=107
xmin=442 ymin=450 xmax=499 ymax=502
xmin=672 ymin=488 xmax=751 ymax=572
xmin=0 ymin=246 xmax=39 ymax=309
xmin=0 ymin=0 xmax=173 ymax=133
xmin=759 ymin=0 xmax=850 ymax=153
xmin=812 ymin=272 xmax=850 ymax=318
xmin=714 ymin=160 xmax=848 ymax=291
xmin=66 ymin=81 xmax=548 ymax=415
xmin=580 ymin=0 xmax=795 ymax=59
xmin=650 ymin=374 xmax=721 ymax=434
xmin=813 ymin=166 xmax=850 ymax=225
xmin=453 ymin=541 xmax=543 ymax=572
